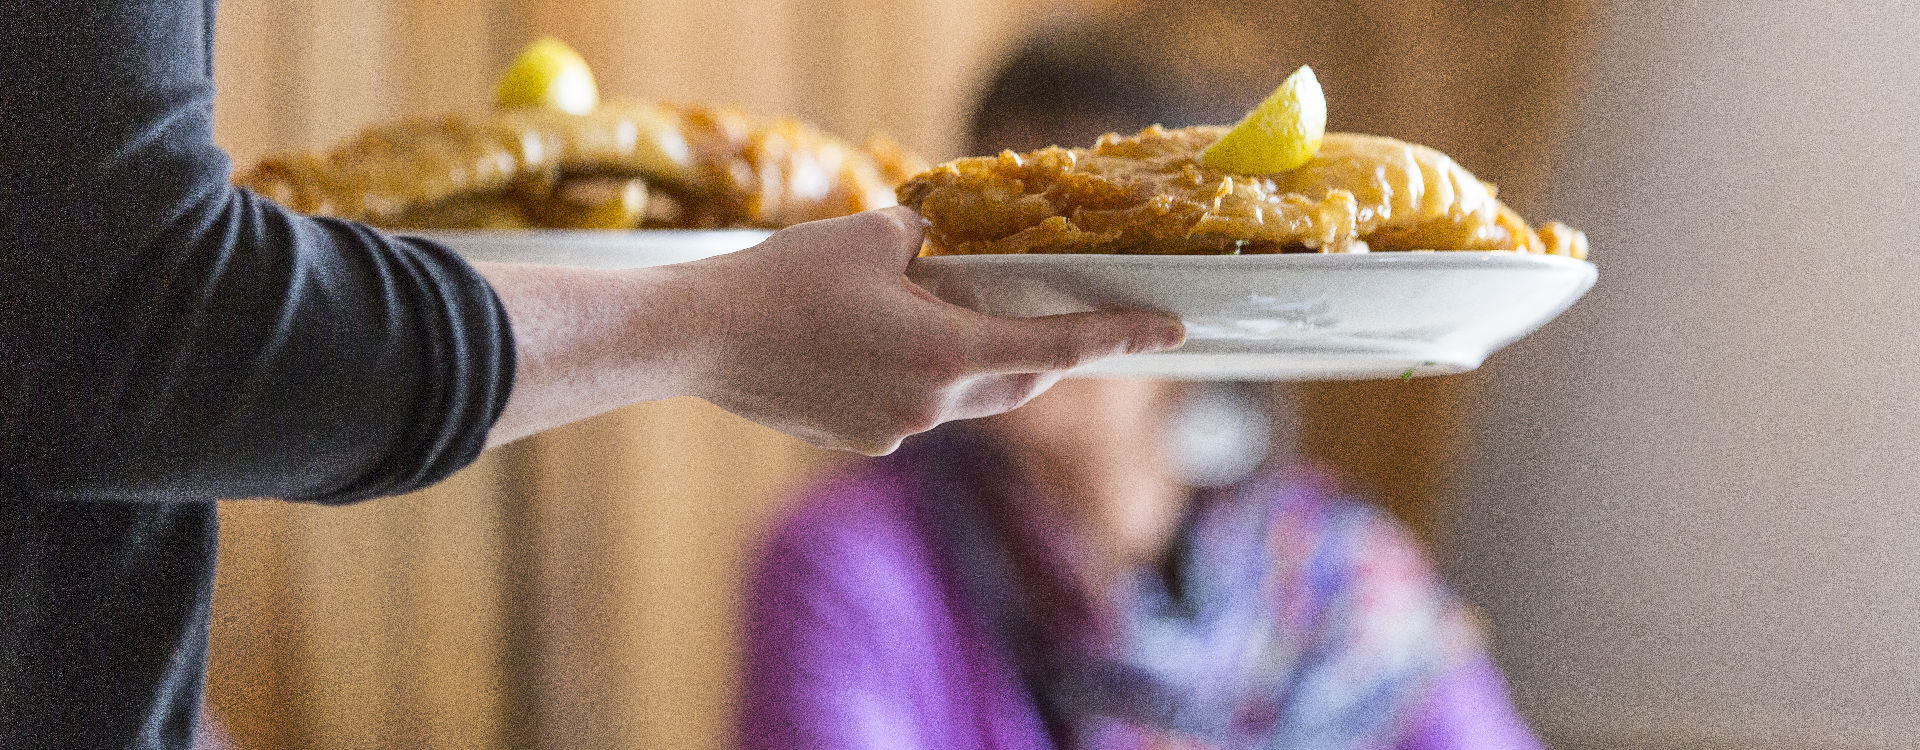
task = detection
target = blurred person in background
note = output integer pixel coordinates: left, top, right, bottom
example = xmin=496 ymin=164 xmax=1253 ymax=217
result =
xmin=737 ymin=14 xmax=1544 ymax=749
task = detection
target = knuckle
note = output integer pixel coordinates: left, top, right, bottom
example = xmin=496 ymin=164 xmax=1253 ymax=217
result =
xmin=826 ymin=417 xmax=898 ymax=457
xmin=848 ymin=435 xmax=896 ymax=457
xmin=1040 ymin=335 xmax=1089 ymax=371
xmin=910 ymin=344 xmax=970 ymax=384
xmin=905 ymin=405 xmax=945 ymax=436
xmin=889 ymin=396 xmax=945 ymax=437
xmin=985 ymin=374 xmax=1049 ymax=416
xmin=871 ymin=205 xmax=925 ymax=237
xmin=1009 ymin=373 xmax=1050 ymax=406
xmin=873 ymin=208 xmax=911 ymax=235
xmin=937 ymin=354 xmax=973 ymax=384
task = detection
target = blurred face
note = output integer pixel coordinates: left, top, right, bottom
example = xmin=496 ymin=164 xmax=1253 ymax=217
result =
xmin=976 ymin=377 xmax=1179 ymax=463
xmin=975 ymin=379 xmax=1190 ymax=571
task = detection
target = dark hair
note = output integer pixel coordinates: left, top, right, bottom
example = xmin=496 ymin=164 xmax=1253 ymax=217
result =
xmin=966 ymin=9 xmax=1280 ymax=155
xmin=967 ymin=26 xmax=1190 ymax=154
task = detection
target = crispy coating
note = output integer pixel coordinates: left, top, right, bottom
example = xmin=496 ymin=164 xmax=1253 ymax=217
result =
xmin=237 ymin=101 xmax=927 ymax=230
xmin=897 ymin=125 xmax=1586 ymax=258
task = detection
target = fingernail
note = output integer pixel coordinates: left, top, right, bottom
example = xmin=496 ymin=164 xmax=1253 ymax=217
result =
xmin=1146 ymin=322 xmax=1186 ymax=351
xmin=886 ymin=204 xmax=930 ymax=226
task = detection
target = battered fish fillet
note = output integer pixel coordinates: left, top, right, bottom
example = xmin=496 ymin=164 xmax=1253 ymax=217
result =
xmin=898 ymin=125 xmax=1586 ymax=258
xmin=238 ymin=101 xmax=926 ymax=230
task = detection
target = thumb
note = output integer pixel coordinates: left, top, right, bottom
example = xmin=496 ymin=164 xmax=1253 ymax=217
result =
xmin=969 ymin=309 xmax=1186 ymax=373
xmin=773 ymin=205 xmax=929 ymax=269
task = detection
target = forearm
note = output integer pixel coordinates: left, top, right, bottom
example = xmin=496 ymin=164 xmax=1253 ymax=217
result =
xmin=476 ymin=261 xmax=713 ymax=447
xmin=478 ymin=208 xmax=1183 ymax=454
xmin=3 ymin=203 xmax=515 ymax=502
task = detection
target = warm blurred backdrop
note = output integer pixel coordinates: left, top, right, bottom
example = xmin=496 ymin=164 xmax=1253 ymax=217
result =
xmin=206 ymin=1 xmax=1585 ymax=748
xmin=205 ymin=1 xmax=1920 ymax=750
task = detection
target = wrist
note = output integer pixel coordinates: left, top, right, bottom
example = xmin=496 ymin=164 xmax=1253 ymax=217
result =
xmin=611 ymin=262 xmax=726 ymax=404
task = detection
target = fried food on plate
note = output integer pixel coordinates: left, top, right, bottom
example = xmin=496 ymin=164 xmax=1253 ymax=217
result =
xmin=238 ymin=40 xmax=925 ymax=230
xmin=899 ymin=126 xmax=1585 ymax=258
xmin=239 ymin=102 xmax=923 ymax=230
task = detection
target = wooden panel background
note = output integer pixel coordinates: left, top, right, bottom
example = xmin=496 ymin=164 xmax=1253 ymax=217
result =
xmin=203 ymin=2 xmax=1587 ymax=748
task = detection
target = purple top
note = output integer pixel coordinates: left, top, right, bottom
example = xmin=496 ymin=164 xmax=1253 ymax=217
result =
xmin=739 ymin=459 xmax=1545 ymax=750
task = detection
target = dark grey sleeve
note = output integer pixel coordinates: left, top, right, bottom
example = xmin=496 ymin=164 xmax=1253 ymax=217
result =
xmin=0 ymin=0 xmax=515 ymax=504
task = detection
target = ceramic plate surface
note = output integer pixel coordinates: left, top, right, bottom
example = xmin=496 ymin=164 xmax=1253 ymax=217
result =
xmin=409 ymin=229 xmax=772 ymax=269
xmin=907 ymin=252 xmax=1596 ymax=380
xmin=416 ymin=230 xmax=1595 ymax=381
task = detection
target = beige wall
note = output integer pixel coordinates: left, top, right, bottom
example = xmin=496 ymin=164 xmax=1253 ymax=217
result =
xmin=1447 ymin=2 xmax=1920 ymax=748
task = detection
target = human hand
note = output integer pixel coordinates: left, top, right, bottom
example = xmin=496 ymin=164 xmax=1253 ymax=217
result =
xmin=666 ymin=206 xmax=1185 ymax=455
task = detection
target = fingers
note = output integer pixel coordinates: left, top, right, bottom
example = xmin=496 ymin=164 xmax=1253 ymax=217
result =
xmin=851 ymin=206 xmax=931 ymax=267
xmin=841 ymin=372 xmax=1065 ymax=455
xmin=946 ymin=371 xmax=1063 ymax=421
xmin=851 ymin=436 xmax=907 ymax=458
xmin=772 ymin=205 xmax=928 ymax=269
xmin=969 ymin=309 xmax=1186 ymax=373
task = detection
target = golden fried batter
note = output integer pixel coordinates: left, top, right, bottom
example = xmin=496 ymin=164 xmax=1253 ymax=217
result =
xmin=898 ymin=126 xmax=1585 ymax=258
xmin=238 ymin=101 xmax=926 ymax=230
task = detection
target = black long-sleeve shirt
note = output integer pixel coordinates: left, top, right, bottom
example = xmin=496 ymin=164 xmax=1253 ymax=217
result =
xmin=1 ymin=1 xmax=516 ymax=747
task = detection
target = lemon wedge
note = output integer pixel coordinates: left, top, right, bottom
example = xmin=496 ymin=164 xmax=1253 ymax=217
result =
xmin=496 ymin=37 xmax=599 ymax=115
xmin=532 ymin=178 xmax=649 ymax=229
xmin=1200 ymin=65 xmax=1326 ymax=174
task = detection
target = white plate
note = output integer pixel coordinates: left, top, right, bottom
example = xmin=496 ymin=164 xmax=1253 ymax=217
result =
xmin=412 ymin=230 xmax=1595 ymax=381
xmin=907 ymin=252 xmax=1596 ymax=380
xmin=409 ymin=229 xmax=773 ymax=268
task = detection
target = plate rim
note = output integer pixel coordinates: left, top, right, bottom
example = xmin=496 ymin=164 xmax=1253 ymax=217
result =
xmin=910 ymin=249 xmax=1595 ymax=274
xmin=407 ymin=229 xmax=1593 ymax=277
xmin=402 ymin=228 xmax=775 ymax=244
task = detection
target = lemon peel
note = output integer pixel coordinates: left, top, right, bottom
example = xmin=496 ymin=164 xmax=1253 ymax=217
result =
xmin=1200 ymin=65 xmax=1326 ymax=175
xmin=496 ymin=37 xmax=599 ymax=115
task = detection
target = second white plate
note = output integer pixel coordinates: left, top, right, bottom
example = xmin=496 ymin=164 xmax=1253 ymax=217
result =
xmin=412 ymin=229 xmax=773 ymax=268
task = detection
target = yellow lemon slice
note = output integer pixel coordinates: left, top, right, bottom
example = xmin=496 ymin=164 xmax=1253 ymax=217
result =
xmin=531 ymin=178 xmax=649 ymax=230
xmin=1200 ymin=65 xmax=1326 ymax=175
xmin=496 ymin=37 xmax=599 ymax=115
